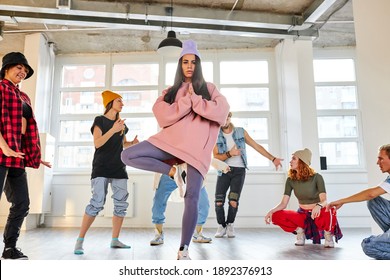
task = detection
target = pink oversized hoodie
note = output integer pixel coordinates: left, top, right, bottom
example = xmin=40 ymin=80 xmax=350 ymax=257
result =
xmin=147 ymin=82 xmax=230 ymax=178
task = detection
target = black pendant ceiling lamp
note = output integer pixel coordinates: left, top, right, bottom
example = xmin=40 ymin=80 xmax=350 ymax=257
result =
xmin=157 ymin=0 xmax=182 ymax=56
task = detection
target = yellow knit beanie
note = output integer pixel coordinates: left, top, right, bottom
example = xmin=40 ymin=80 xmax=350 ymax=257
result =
xmin=102 ymin=90 xmax=122 ymax=108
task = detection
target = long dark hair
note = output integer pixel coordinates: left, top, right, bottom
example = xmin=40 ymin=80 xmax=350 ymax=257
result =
xmin=104 ymin=101 xmax=120 ymax=120
xmin=164 ymin=56 xmax=211 ymax=104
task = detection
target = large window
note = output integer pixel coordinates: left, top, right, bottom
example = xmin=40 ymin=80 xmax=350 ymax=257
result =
xmin=219 ymin=59 xmax=274 ymax=168
xmin=52 ymin=53 xmax=278 ymax=171
xmin=313 ymin=55 xmax=363 ymax=168
xmin=53 ymin=56 xmax=159 ymax=170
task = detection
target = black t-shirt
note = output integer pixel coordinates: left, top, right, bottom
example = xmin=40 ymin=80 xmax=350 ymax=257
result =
xmin=90 ymin=115 xmax=129 ymax=179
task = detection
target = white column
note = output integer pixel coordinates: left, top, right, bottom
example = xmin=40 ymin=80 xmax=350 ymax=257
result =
xmin=353 ymin=0 xmax=390 ymax=233
xmin=22 ymin=33 xmax=55 ymax=229
xmin=275 ymin=39 xmax=320 ymax=170
xmin=22 ymin=33 xmax=55 ymax=132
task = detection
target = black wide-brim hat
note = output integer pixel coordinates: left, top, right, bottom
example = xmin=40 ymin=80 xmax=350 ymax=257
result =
xmin=0 ymin=52 xmax=34 ymax=80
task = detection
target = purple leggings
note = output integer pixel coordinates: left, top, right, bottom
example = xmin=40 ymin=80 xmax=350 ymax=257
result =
xmin=121 ymin=141 xmax=203 ymax=248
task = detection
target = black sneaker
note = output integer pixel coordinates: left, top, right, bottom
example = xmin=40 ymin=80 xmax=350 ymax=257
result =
xmin=1 ymin=247 xmax=28 ymax=260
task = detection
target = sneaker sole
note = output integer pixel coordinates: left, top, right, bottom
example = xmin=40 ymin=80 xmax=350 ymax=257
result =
xmin=111 ymin=246 xmax=131 ymax=249
xmin=150 ymin=241 xmax=164 ymax=246
xmin=192 ymin=239 xmax=212 ymax=243
xmin=324 ymin=244 xmax=334 ymax=248
xmin=0 ymin=257 xmax=29 ymax=260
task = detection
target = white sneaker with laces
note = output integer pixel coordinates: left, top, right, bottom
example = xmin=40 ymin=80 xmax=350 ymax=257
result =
xmin=295 ymin=227 xmax=305 ymax=246
xmin=177 ymin=245 xmax=191 ymax=260
xmin=215 ymin=225 xmax=227 ymax=238
xmin=173 ymin=164 xmax=187 ymax=197
xmin=324 ymin=231 xmax=335 ymax=248
xmin=226 ymin=223 xmax=236 ymax=238
xmin=150 ymin=230 xmax=164 ymax=246
xmin=193 ymin=232 xmax=212 ymax=243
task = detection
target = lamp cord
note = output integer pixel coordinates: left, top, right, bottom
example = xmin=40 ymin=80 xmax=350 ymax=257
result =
xmin=170 ymin=0 xmax=173 ymax=30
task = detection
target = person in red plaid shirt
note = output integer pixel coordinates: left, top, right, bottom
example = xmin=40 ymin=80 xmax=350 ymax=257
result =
xmin=0 ymin=52 xmax=51 ymax=260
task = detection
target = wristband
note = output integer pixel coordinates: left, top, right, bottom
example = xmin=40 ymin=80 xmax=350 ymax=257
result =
xmin=226 ymin=151 xmax=232 ymax=158
xmin=272 ymin=157 xmax=276 ymax=162
xmin=316 ymin=203 xmax=323 ymax=208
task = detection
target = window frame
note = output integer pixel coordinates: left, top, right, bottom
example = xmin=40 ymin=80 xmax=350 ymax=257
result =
xmin=51 ymin=51 xmax=280 ymax=172
xmin=313 ymin=49 xmax=365 ymax=169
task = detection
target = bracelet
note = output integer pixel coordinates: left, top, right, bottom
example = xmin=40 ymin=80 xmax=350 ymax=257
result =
xmin=272 ymin=157 xmax=276 ymax=162
xmin=226 ymin=151 xmax=232 ymax=158
xmin=316 ymin=203 xmax=323 ymax=208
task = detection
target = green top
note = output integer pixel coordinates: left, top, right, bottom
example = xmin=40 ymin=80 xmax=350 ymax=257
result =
xmin=284 ymin=173 xmax=326 ymax=205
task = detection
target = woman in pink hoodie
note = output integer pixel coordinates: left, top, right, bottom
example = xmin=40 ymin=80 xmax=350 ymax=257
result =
xmin=121 ymin=40 xmax=229 ymax=260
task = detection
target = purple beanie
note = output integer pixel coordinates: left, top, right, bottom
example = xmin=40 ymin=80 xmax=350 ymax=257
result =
xmin=179 ymin=40 xmax=201 ymax=59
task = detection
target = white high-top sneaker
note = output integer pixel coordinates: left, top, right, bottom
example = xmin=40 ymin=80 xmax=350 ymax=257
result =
xmin=177 ymin=245 xmax=191 ymax=260
xmin=193 ymin=231 xmax=212 ymax=243
xmin=295 ymin=227 xmax=305 ymax=246
xmin=173 ymin=164 xmax=187 ymax=197
xmin=226 ymin=223 xmax=236 ymax=238
xmin=324 ymin=231 xmax=335 ymax=248
xmin=150 ymin=229 xmax=164 ymax=246
xmin=214 ymin=225 xmax=227 ymax=238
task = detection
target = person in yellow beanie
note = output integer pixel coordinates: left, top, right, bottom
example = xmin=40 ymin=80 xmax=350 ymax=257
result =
xmin=73 ymin=90 xmax=139 ymax=255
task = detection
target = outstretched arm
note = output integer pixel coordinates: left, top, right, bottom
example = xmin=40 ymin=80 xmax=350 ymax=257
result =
xmin=327 ymin=186 xmax=386 ymax=210
xmin=244 ymin=130 xmax=283 ymax=170
xmin=265 ymin=195 xmax=290 ymax=224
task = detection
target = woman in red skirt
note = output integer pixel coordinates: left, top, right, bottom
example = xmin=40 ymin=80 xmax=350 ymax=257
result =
xmin=265 ymin=148 xmax=342 ymax=247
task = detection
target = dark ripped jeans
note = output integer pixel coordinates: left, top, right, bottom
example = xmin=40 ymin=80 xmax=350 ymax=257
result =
xmin=214 ymin=166 xmax=246 ymax=226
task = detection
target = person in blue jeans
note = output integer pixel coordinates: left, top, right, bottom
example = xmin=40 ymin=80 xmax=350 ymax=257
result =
xmin=150 ymin=174 xmax=212 ymax=245
xmin=328 ymin=144 xmax=390 ymax=260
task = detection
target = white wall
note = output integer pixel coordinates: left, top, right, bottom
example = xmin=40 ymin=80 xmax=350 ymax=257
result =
xmin=23 ymin=168 xmax=369 ymax=229
xmin=353 ymin=0 xmax=390 ymax=233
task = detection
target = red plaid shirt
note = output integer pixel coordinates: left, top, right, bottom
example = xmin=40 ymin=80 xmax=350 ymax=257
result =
xmin=0 ymin=79 xmax=41 ymax=169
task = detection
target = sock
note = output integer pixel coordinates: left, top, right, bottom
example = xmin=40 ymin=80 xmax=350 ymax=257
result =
xmin=196 ymin=225 xmax=202 ymax=234
xmin=155 ymin=224 xmax=163 ymax=234
xmin=170 ymin=166 xmax=176 ymax=180
xmin=111 ymin=238 xmax=131 ymax=249
xmin=74 ymin=237 xmax=84 ymax=255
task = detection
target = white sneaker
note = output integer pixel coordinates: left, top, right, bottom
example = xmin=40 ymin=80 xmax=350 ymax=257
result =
xmin=193 ymin=232 xmax=212 ymax=243
xmin=150 ymin=230 xmax=164 ymax=246
xmin=324 ymin=231 xmax=335 ymax=248
xmin=174 ymin=164 xmax=187 ymax=197
xmin=295 ymin=227 xmax=305 ymax=246
xmin=214 ymin=225 xmax=227 ymax=238
xmin=226 ymin=224 xmax=236 ymax=238
xmin=177 ymin=245 xmax=191 ymax=260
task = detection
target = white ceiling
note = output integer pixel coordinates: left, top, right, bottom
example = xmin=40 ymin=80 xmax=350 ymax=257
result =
xmin=0 ymin=0 xmax=354 ymax=55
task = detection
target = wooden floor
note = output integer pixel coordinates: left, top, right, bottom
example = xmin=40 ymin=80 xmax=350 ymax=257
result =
xmin=8 ymin=226 xmax=373 ymax=260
